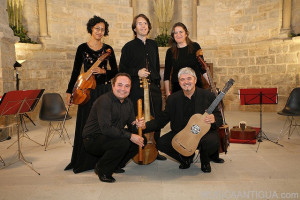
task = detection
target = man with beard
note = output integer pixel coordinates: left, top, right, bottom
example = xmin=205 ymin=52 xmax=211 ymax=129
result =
xmin=145 ymin=67 xmax=224 ymax=173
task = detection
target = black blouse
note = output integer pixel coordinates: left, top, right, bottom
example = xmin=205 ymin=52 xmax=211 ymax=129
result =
xmin=164 ymin=42 xmax=206 ymax=84
xmin=66 ymin=43 xmax=118 ymax=94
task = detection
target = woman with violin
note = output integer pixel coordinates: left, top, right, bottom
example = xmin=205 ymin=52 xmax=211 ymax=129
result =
xmin=64 ymin=16 xmax=118 ymax=173
xmin=164 ymin=22 xmax=209 ymax=97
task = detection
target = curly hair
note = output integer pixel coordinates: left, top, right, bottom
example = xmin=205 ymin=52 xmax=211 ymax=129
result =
xmin=131 ymin=14 xmax=152 ymax=36
xmin=86 ymin=15 xmax=109 ymax=36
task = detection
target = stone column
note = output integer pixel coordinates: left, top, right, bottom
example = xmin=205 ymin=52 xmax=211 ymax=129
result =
xmin=0 ymin=0 xmax=19 ymax=139
xmin=191 ymin=0 xmax=197 ymax=40
xmin=38 ymin=0 xmax=48 ymax=37
xmin=131 ymin=0 xmax=137 ymax=18
xmin=291 ymin=0 xmax=300 ymax=33
xmin=280 ymin=0 xmax=292 ymax=36
xmin=0 ymin=0 xmax=18 ymax=94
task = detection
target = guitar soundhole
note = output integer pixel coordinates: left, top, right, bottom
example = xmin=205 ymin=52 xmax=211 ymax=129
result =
xmin=191 ymin=124 xmax=200 ymax=134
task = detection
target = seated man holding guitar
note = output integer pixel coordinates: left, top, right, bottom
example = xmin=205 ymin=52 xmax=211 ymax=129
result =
xmin=145 ymin=67 xmax=224 ymax=173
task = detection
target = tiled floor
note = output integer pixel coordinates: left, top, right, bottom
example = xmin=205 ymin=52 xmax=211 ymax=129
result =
xmin=0 ymin=111 xmax=300 ymax=200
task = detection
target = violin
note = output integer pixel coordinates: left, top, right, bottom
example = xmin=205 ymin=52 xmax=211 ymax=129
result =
xmin=71 ymin=49 xmax=111 ymax=105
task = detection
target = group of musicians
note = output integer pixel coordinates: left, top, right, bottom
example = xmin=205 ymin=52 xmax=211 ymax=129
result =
xmin=64 ymin=14 xmax=225 ymax=183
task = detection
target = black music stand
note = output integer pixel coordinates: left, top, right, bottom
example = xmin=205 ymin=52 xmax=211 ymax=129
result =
xmin=239 ymin=88 xmax=282 ymax=152
xmin=14 ymin=61 xmax=37 ymax=132
xmin=0 ymin=89 xmax=44 ymax=175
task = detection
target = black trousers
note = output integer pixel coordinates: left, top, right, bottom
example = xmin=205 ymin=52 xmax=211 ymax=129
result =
xmin=65 ymin=84 xmax=111 ymax=173
xmin=83 ymin=135 xmax=139 ymax=175
xmin=157 ymin=130 xmax=220 ymax=164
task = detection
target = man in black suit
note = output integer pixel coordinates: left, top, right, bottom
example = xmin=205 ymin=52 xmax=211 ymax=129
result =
xmin=145 ymin=67 xmax=224 ymax=173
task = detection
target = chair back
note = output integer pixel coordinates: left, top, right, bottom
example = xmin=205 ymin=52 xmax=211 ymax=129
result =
xmin=39 ymin=93 xmax=71 ymax=121
xmin=283 ymin=88 xmax=300 ymax=114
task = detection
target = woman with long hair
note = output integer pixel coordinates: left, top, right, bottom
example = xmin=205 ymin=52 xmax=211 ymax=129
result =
xmin=164 ymin=22 xmax=209 ymax=97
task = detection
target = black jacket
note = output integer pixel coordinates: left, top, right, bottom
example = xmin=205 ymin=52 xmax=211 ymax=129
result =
xmin=146 ymin=87 xmax=223 ymax=133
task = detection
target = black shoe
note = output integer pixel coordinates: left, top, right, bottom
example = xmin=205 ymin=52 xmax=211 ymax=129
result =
xmin=156 ymin=154 xmax=167 ymax=160
xmin=114 ymin=168 xmax=125 ymax=173
xmin=94 ymin=165 xmax=100 ymax=175
xmin=201 ymin=162 xmax=211 ymax=173
xmin=210 ymin=157 xmax=224 ymax=163
xmin=99 ymin=173 xmax=116 ymax=183
xmin=179 ymin=153 xmax=194 ymax=169
xmin=179 ymin=160 xmax=191 ymax=169
xmin=94 ymin=165 xmax=115 ymax=183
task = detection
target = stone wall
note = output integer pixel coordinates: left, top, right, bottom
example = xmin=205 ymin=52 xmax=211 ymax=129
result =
xmin=197 ymin=0 xmax=300 ymax=112
xmin=204 ymin=37 xmax=300 ymax=112
xmin=292 ymin=0 xmax=300 ymax=33
xmin=0 ymin=0 xmax=18 ymax=94
xmin=0 ymin=0 xmax=19 ymax=139
xmin=197 ymin=0 xmax=282 ymax=46
xmin=1 ymin=0 xmax=300 ymax=138
xmin=14 ymin=0 xmax=134 ymax=119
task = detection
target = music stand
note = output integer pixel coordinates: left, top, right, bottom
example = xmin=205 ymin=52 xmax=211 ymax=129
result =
xmin=0 ymin=89 xmax=44 ymax=175
xmin=6 ymin=90 xmax=44 ymax=149
xmin=239 ymin=88 xmax=282 ymax=152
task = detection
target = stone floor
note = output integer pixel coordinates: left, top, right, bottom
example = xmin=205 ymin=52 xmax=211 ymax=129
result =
xmin=0 ymin=111 xmax=300 ymax=200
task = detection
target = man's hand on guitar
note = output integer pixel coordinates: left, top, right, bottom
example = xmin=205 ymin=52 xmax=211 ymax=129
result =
xmin=204 ymin=114 xmax=215 ymax=124
xmin=130 ymin=134 xmax=144 ymax=147
xmin=138 ymin=68 xmax=150 ymax=78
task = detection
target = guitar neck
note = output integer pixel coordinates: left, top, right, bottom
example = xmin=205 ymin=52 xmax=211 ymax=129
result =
xmin=143 ymin=78 xmax=151 ymax=122
xmin=207 ymin=92 xmax=225 ymax=114
xmin=86 ymin=59 xmax=101 ymax=75
xmin=86 ymin=51 xmax=110 ymax=77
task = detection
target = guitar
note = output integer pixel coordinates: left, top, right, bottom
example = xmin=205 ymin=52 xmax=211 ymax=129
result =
xmin=196 ymin=49 xmax=230 ymax=153
xmin=171 ymin=78 xmax=234 ymax=157
xmin=132 ymin=78 xmax=158 ymax=165
xmin=71 ymin=49 xmax=111 ymax=105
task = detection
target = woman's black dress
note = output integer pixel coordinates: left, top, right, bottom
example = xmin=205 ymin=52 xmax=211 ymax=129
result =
xmin=64 ymin=43 xmax=118 ymax=173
